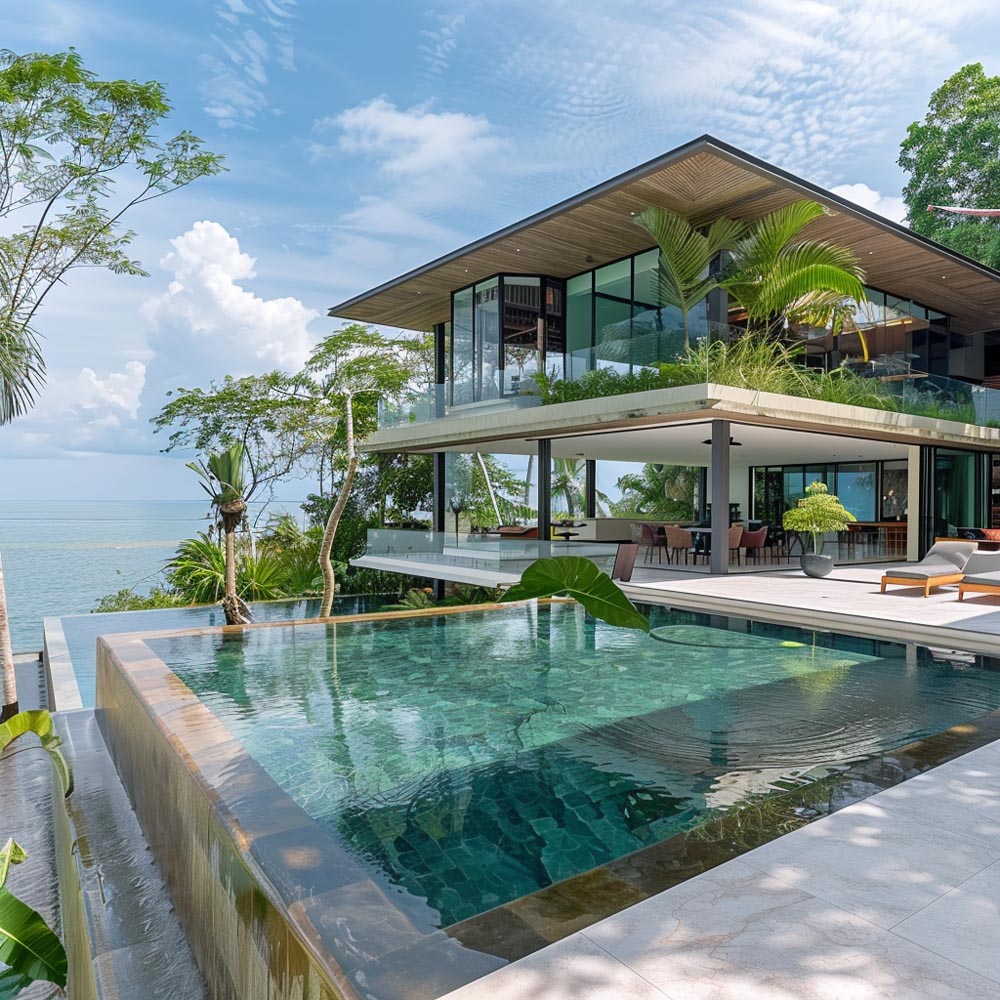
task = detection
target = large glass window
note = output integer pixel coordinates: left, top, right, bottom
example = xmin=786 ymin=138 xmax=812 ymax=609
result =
xmin=836 ymin=463 xmax=877 ymax=521
xmin=594 ymin=259 xmax=632 ymax=372
xmin=566 ymin=273 xmax=593 ymax=380
xmin=452 ymin=286 xmax=473 ymax=405
xmin=474 ymin=277 xmax=499 ymax=401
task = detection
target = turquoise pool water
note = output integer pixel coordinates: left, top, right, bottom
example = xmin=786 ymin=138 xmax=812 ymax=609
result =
xmin=57 ymin=595 xmax=390 ymax=707
xmin=148 ymin=602 xmax=1000 ymax=927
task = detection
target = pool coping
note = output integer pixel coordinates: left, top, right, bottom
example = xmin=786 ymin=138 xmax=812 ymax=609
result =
xmin=43 ymin=614 xmax=84 ymax=712
xmin=92 ymin=600 xmax=1000 ymax=1000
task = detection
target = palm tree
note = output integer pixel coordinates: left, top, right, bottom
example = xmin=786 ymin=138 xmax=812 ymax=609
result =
xmin=1 ymin=553 xmax=17 ymax=721
xmin=0 ymin=327 xmax=44 ymax=426
xmin=721 ymin=200 xmax=866 ymax=335
xmin=187 ymin=443 xmax=253 ymax=625
xmin=613 ymin=463 xmax=698 ymax=521
xmin=634 ymin=206 xmax=746 ymax=349
xmin=551 ymin=458 xmax=609 ymax=517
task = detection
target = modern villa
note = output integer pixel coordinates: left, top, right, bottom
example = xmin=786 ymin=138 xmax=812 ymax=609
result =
xmin=332 ymin=135 xmax=1000 ymax=585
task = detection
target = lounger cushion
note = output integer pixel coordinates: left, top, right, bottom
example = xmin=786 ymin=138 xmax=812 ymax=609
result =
xmin=961 ymin=552 xmax=1000 ymax=577
xmin=962 ymin=573 xmax=1000 ymax=587
xmin=883 ymin=561 xmax=963 ymax=581
xmin=923 ymin=540 xmax=978 ymax=570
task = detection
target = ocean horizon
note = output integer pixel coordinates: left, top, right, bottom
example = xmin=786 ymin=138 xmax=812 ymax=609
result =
xmin=0 ymin=499 xmax=304 ymax=651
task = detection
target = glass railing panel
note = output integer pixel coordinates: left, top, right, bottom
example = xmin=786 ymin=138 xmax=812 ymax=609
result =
xmin=377 ymin=385 xmax=443 ymax=429
xmin=363 ymin=529 xmax=619 ymax=575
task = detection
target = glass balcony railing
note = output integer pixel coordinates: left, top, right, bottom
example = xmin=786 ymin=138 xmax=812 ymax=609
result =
xmin=378 ymin=322 xmax=1000 ymax=431
xmin=361 ymin=529 xmax=618 ymax=575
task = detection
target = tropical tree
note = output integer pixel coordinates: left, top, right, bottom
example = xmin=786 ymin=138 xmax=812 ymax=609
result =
xmin=551 ymin=458 xmax=609 ymax=517
xmin=613 ymin=463 xmax=699 ymax=521
xmin=0 ymin=49 xmax=223 ymax=423
xmin=186 ymin=444 xmax=253 ymax=625
xmin=153 ymin=372 xmax=310 ymax=502
xmin=899 ymin=63 xmax=1000 ymax=267
xmin=634 ymin=207 xmax=746 ymax=349
xmin=782 ymin=481 xmax=856 ymax=555
xmin=720 ymin=200 xmax=866 ymax=335
xmin=301 ymin=325 xmax=413 ymax=617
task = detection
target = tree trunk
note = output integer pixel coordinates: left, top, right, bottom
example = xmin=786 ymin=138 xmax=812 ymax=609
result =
xmin=319 ymin=392 xmax=357 ymax=618
xmin=220 ymin=502 xmax=252 ymax=626
xmin=0 ymin=553 xmax=18 ymax=722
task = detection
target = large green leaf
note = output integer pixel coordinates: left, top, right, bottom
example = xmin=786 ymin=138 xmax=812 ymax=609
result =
xmin=501 ymin=557 xmax=650 ymax=632
xmin=0 ymin=711 xmax=72 ymax=797
xmin=0 ymin=884 xmax=67 ymax=989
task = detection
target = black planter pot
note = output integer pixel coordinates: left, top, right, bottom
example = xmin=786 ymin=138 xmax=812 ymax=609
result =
xmin=801 ymin=553 xmax=834 ymax=578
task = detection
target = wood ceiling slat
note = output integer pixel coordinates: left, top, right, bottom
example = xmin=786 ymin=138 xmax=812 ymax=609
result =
xmin=333 ymin=146 xmax=1000 ymax=334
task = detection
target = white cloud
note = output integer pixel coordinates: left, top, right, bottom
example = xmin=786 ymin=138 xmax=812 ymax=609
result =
xmin=317 ymin=98 xmax=502 ymax=178
xmin=830 ymin=183 xmax=908 ymax=225
xmin=143 ymin=221 xmax=319 ymax=382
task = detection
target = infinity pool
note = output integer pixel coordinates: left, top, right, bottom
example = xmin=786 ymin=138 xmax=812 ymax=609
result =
xmin=52 ymin=594 xmax=391 ymax=706
xmin=146 ymin=601 xmax=1000 ymax=928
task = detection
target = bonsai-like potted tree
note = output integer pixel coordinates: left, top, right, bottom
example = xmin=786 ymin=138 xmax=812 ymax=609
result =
xmin=782 ymin=481 xmax=856 ymax=578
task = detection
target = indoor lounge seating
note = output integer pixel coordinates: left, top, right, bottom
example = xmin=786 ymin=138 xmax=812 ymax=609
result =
xmin=879 ymin=540 xmax=977 ymax=597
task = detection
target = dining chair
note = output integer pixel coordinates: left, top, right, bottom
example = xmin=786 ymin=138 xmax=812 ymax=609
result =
xmin=665 ymin=526 xmax=695 ymax=566
xmin=740 ymin=525 xmax=768 ymax=564
xmin=728 ymin=524 xmax=744 ymax=566
xmin=641 ymin=522 xmax=667 ymax=564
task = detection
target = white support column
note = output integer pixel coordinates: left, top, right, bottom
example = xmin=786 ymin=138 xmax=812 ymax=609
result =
xmin=710 ymin=419 xmax=731 ymax=574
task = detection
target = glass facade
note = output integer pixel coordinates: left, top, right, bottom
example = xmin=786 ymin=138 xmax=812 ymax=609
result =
xmin=792 ymin=286 xmax=952 ymax=377
xmin=753 ymin=461 xmax=885 ymax=526
xmin=450 ymin=274 xmax=566 ymax=402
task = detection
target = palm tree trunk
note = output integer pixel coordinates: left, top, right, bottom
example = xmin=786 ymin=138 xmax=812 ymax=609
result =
xmin=225 ymin=526 xmax=237 ymax=599
xmin=319 ymin=392 xmax=357 ymax=618
xmin=0 ymin=553 xmax=18 ymax=722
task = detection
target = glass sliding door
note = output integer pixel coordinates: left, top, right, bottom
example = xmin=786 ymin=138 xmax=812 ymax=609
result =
xmin=566 ymin=273 xmax=593 ymax=380
xmin=935 ymin=449 xmax=982 ymax=534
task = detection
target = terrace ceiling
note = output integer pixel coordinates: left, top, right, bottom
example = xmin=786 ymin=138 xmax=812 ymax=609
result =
xmin=329 ymin=135 xmax=1000 ymax=336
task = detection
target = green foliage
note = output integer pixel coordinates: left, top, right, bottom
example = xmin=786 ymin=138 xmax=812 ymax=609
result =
xmin=92 ymin=586 xmax=185 ymax=613
xmin=634 ymin=207 xmax=745 ymax=347
xmin=501 ymin=557 xmax=650 ymax=632
xmin=153 ymin=372 xmax=309 ymax=494
xmin=0 ymin=838 xmax=66 ymax=995
xmin=721 ymin=200 xmax=866 ymax=333
xmin=382 ymin=588 xmax=437 ymax=611
xmin=0 ymin=48 xmax=223 ymax=423
xmin=899 ymin=63 xmax=1000 ymax=267
xmin=531 ymin=364 xmax=683 ymax=404
xmin=167 ymin=533 xmax=301 ymax=603
xmin=0 ymin=711 xmax=73 ymax=994
xmin=613 ymin=463 xmax=699 ymax=520
xmin=782 ymin=481 xmax=856 ymax=555
xmin=0 ymin=711 xmax=71 ymax=798
xmin=382 ymin=584 xmax=504 ymax=612
xmin=186 ymin=442 xmax=248 ymax=507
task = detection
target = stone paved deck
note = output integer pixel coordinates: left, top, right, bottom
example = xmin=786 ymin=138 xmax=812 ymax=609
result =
xmin=442 ymin=741 xmax=1000 ymax=999
xmin=622 ymin=563 xmax=1000 ymax=651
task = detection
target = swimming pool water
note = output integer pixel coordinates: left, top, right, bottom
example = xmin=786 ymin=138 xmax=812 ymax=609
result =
xmin=58 ymin=595 xmax=391 ymax=707
xmin=148 ymin=602 xmax=1000 ymax=927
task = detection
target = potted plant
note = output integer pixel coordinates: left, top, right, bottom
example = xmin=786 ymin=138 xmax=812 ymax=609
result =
xmin=782 ymin=481 xmax=856 ymax=578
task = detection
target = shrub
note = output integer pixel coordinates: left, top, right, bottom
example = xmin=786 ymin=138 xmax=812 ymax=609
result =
xmin=92 ymin=586 xmax=187 ymax=613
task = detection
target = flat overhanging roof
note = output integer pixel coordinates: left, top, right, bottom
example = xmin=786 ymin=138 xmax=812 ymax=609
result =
xmin=329 ymin=135 xmax=1000 ymax=336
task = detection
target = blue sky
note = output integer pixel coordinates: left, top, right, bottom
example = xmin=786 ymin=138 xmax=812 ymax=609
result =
xmin=3 ymin=0 xmax=1000 ymax=500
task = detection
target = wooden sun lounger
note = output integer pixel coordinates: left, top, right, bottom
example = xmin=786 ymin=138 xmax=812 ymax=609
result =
xmin=880 ymin=571 xmax=965 ymax=597
xmin=958 ymin=579 xmax=1000 ymax=601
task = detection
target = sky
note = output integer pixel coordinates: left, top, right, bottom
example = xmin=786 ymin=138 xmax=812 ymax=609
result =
xmin=3 ymin=0 xmax=1000 ymax=501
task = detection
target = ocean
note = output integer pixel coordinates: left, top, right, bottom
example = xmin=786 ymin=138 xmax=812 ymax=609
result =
xmin=0 ymin=500 xmax=301 ymax=652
